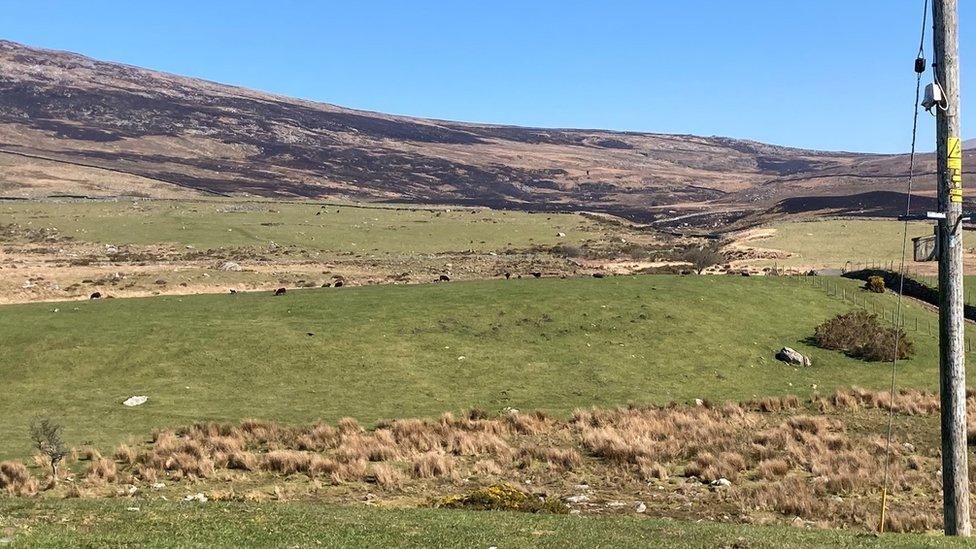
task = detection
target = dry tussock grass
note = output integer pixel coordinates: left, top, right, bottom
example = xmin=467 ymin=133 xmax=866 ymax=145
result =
xmin=84 ymin=458 xmax=117 ymax=484
xmin=0 ymin=460 xmax=38 ymax=496
xmin=22 ymin=387 xmax=976 ymax=533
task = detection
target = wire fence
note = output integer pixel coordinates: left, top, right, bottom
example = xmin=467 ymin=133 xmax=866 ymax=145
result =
xmin=798 ymin=273 xmax=976 ymax=353
xmin=838 ymin=259 xmax=976 ymax=307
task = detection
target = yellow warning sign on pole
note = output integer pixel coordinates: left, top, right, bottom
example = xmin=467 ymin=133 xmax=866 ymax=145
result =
xmin=949 ymin=137 xmax=963 ymax=203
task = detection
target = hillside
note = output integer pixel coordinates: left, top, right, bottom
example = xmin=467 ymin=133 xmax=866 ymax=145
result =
xmin=0 ymin=40 xmax=970 ymax=226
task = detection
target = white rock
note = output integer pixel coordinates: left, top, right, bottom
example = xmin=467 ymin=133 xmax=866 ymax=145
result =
xmin=183 ymin=493 xmax=208 ymax=502
xmin=126 ymin=507 xmax=140 ymax=512
xmin=635 ymin=501 xmax=647 ymax=513
xmin=557 ymin=232 xmax=566 ymax=237
xmin=218 ymin=261 xmax=242 ymax=272
xmin=711 ymin=478 xmax=732 ymax=488
xmin=694 ymin=398 xmax=704 ymax=407
xmin=565 ymin=495 xmax=589 ymax=504
xmin=152 ymin=482 xmax=166 ymax=490
xmin=123 ymin=396 xmax=148 ymax=407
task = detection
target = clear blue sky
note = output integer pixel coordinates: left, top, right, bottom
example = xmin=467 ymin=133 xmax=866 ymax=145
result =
xmin=0 ymin=0 xmax=971 ymax=153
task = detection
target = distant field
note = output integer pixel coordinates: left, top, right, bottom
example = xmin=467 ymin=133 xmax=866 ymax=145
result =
xmin=0 ymin=500 xmax=965 ymax=548
xmin=0 ymin=199 xmax=598 ymax=254
xmin=744 ymin=219 xmax=934 ymax=269
xmin=0 ymin=274 xmax=961 ymax=458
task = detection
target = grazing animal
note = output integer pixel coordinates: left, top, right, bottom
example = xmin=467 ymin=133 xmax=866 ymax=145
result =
xmin=504 ymin=272 xmax=511 ymax=279
xmin=321 ymin=282 xmax=331 ymax=288
xmin=334 ymin=280 xmax=344 ymax=288
xmin=89 ymin=292 xmax=101 ymax=299
xmin=274 ymin=288 xmax=287 ymax=296
xmin=531 ymin=272 xmax=542 ymax=279
xmin=229 ymin=289 xmax=237 ymax=294
xmin=592 ymin=273 xmax=605 ymax=279
xmin=439 ymin=275 xmax=451 ymax=282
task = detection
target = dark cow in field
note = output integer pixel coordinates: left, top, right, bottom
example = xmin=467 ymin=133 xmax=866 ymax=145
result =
xmin=89 ymin=292 xmax=101 ymax=299
xmin=438 ymin=275 xmax=451 ymax=282
xmin=504 ymin=272 xmax=511 ymax=279
xmin=274 ymin=288 xmax=287 ymax=296
xmin=334 ymin=280 xmax=344 ymax=288
xmin=592 ymin=273 xmax=606 ymax=279
xmin=229 ymin=289 xmax=238 ymax=294
xmin=531 ymin=272 xmax=542 ymax=279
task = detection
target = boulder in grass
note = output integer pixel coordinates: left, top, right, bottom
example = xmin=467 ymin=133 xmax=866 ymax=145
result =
xmin=218 ymin=261 xmax=242 ymax=272
xmin=123 ymin=395 xmax=148 ymax=407
xmin=775 ymin=347 xmax=811 ymax=367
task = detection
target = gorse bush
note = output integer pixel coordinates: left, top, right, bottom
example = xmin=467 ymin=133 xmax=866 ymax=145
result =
xmin=814 ymin=310 xmax=914 ymax=361
xmin=866 ymin=276 xmax=886 ymax=293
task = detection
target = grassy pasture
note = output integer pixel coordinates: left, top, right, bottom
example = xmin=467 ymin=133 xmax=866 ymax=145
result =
xmin=0 ymin=274 xmax=960 ymax=458
xmin=748 ymin=219 xmax=933 ymax=269
xmin=0 ymin=499 xmax=966 ymax=548
xmin=0 ymin=199 xmax=597 ymax=254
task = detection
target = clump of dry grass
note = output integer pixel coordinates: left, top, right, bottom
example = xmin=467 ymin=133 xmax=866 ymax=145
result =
xmin=412 ymin=451 xmax=454 ymax=478
xmin=262 ymin=451 xmax=313 ymax=475
xmin=371 ymin=463 xmax=404 ymax=487
xmin=113 ymin=444 xmax=136 ymax=465
xmin=636 ymin=457 xmax=668 ymax=480
xmin=739 ymin=476 xmax=821 ymax=518
xmin=85 ymin=458 xmax=117 ymax=484
xmin=756 ymin=458 xmax=790 ymax=479
xmin=519 ymin=446 xmax=581 ymax=470
xmin=0 ymin=461 xmax=38 ymax=496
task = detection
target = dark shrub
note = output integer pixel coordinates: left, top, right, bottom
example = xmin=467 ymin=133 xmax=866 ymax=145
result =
xmin=814 ymin=311 xmax=914 ymax=361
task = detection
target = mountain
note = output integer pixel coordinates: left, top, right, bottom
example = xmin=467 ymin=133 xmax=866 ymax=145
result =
xmin=964 ymin=139 xmax=976 ymax=150
xmin=0 ymin=39 xmax=969 ymax=228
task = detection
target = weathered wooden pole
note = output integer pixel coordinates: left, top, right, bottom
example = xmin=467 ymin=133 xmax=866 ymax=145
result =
xmin=933 ymin=0 xmax=971 ymax=536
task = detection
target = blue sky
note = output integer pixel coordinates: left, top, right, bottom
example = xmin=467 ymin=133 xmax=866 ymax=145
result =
xmin=0 ymin=0 xmax=970 ymax=153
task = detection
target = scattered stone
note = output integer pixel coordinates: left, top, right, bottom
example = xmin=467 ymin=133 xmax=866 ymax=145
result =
xmin=635 ymin=501 xmax=647 ymax=513
xmin=183 ymin=493 xmax=208 ymax=503
xmin=123 ymin=396 xmax=148 ymax=407
xmin=565 ymin=495 xmax=589 ymax=504
xmin=775 ymin=347 xmax=811 ymax=367
xmin=694 ymin=398 xmax=705 ymax=407
xmin=218 ymin=261 xmax=242 ymax=272
xmin=105 ymin=245 xmax=118 ymax=255
xmin=126 ymin=507 xmax=140 ymax=512
xmin=556 ymin=232 xmax=566 ymax=237
xmin=152 ymin=482 xmax=166 ymax=490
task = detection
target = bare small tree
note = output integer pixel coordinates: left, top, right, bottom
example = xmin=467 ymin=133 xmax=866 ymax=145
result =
xmin=29 ymin=418 xmax=68 ymax=482
xmin=683 ymin=244 xmax=725 ymax=274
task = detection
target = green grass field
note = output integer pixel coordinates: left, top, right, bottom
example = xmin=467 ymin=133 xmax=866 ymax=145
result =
xmin=0 ymin=499 xmax=964 ymax=548
xmin=0 ymin=274 xmax=962 ymax=458
xmin=751 ymin=219 xmax=933 ymax=269
xmin=0 ymin=199 xmax=599 ymax=253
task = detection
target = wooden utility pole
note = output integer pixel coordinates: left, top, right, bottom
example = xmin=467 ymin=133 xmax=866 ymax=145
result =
xmin=933 ymin=0 xmax=971 ymax=536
